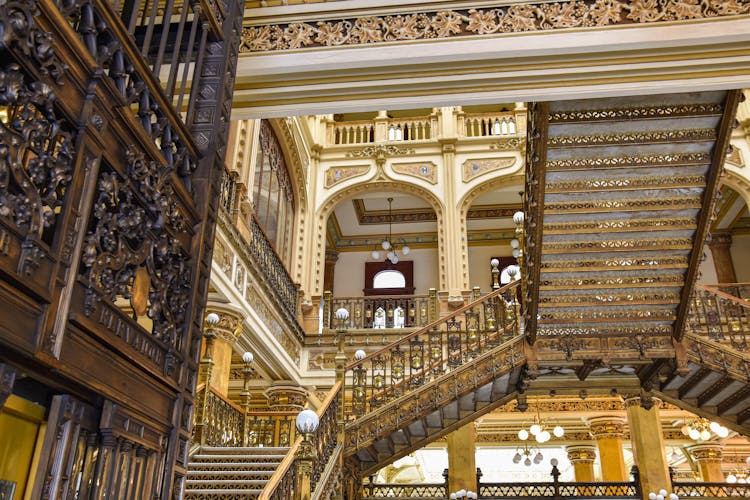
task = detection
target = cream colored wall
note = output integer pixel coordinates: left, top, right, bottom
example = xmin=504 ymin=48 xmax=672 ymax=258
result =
xmin=697 ymin=248 xmax=718 ymax=285
xmin=467 ymin=245 xmax=511 ymax=291
xmin=332 ymin=248 xmax=439 ymax=297
xmin=731 ymin=234 xmax=750 ymax=282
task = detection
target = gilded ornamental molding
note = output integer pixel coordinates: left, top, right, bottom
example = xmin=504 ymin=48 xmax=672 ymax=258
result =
xmin=240 ymin=1 xmax=750 ymax=53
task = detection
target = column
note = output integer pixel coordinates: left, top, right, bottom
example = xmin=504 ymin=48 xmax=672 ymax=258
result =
xmin=323 ymin=249 xmax=339 ymax=294
xmin=446 ymin=422 xmax=476 ymax=493
xmin=566 ymin=445 xmax=597 ymax=482
xmin=688 ymin=443 xmax=725 ymax=482
xmin=708 ymin=232 xmax=737 ymax=284
xmin=588 ymin=416 xmax=628 ymax=481
xmin=625 ymin=396 xmax=671 ymax=495
xmin=203 ymin=305 xmax=245 ymax=397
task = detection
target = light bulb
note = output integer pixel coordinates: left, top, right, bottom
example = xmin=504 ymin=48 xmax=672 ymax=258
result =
xmin=387 ymin=251 xmax=395 ymax=260
xmin=513 ymin=211 xmax=525 ymax=225
xmin=401 ymin=245 xmax=410 ymax=255
xmin=659 ymin=489 xmax=667 ymax=497
xmin=530 ymin=424 xmax=541 ymax=435
xmin=550 ymin=458 xmax=558 ymax=467
xmin=649 ymin=493 xmax=657 ymax=500
xmin=513 ymin=452 xmax=522 ymax=463
xmin=709 ymin=421 xmax=721 ymax=433
xmin=371 ymin=250 xmax=380 ymax=260
xmin=382 ymin=240 xmax=391 ymax=250
xmin=656 ymin=495 xmax=664 ymax=500
xmin=512 ymin=248 xmax=521 ymax=258
xmin=540 ymin=430 xmax=551 ymax=442
xmin=510 ymin=238 xmax=520 ymax=249
xmin=391 ymin=256 xmax=399 ymax=264
xmin=680 ymin=424 xmax=690 ymax=436
xmin=727 ymin=474 xmax=737 ymax=483
xmin=739 ymin=478 xmax=747 ymax=484
xmin=717 ymin=426 xmax=729 ymax=438
xmin=518 ymin=429 xmax=529 ymax=440
xmin=524 ymin=457 xmax=531 ymax=466
xmin=688 ymin=428 xmax=700 ymax=440
xmin=700 ymin=429 xmax=711 ymax=441
xmin=746 ymin=456 xmax=750 ymax=466
xmin=534 ymin=452 xmax=543 ymax=463
xmin=553 ymin=425 xmax=564 ymax=437
xmin=669 ymin=494 xmax=679 ymax=500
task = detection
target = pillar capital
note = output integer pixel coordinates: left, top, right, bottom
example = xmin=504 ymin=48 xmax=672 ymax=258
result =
xmin=588 ymin=416 xmax=626 ymax=439
xmin=688 ymin=443 xmax=723 ymax=463
xmin=566 ymin=445 xmax=597 ymax=464
xmin=205 ymin=304 xmax=245 ymax=345
xmin=623 ymin=394 xmax=662 ymax=411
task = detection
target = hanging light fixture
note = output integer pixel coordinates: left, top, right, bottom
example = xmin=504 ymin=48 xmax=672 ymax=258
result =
xmin=512 ymin=442 xmax=545 ymax=467
xmin=678 ymin=417 xmax=729 ymax=441
xmin=517 ymin=410 xmax=565 ymax=444
xmin=371 ymin=197 xmax=410 ymax=264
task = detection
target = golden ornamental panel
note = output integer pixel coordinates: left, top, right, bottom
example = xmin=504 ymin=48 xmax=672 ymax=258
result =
xmin=543 ymin=217 xmax=696 ymax=234
xmin=538 ymin=291 xmax=680 ymax=306
xmin=462 ymin=158 xmax=517 ymax=182
xmin=684 ymin=333 xmax=750 ymax=384
xmin=538 ymin=309 xmax=676 ymax=322
xmin=540 ymin=255 xmax=689 ymax=271
xmin=545 ymin=175 xmax=706 ymax=193
xmin=541 ymin=237 xmax=693 ymax=253
xmin=537 ymin=325 xmax=673 ymax=336
xmin=547 ymin=129 xmax=717 ymax=147
xmin=239 ymin=2 xmax=750 ymax=53
xmin=544 ymin=196 xmax=702 ymax=213
xmin=548 ymin=103 xmax=723 ymax=123
xmin=392 ymin=162 xmax=438 ymax=184
xmin=325 ymin=165 xmax=370 ymax=188
xmin=546 ymin=152 xmax=710 ymax=171
xmin=540 ymin=274 xmax=684 ymax=289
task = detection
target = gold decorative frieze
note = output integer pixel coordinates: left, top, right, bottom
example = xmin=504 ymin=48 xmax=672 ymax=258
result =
xmin=544 ymin=196 xmax=702 ymax=213
xmin=543 ymin=217 xmax=696 ymax=234
xmin=547 ymin=129 xmax=717 ymax=147
xmin=346 ymin=144 xmax=415 ymax=159
xmin=588 ymin=417 xmax=625 ymax=440
xmin=540 ymin=274 xmax=685 ymax=288
xmin=567 ymin=446 xmax=597 ymax=463
xmin=325 ymin=165 xmax=370 ymax=188
xmin=546 ymin=175 xmax=705 ymax=193
xmin=685 ymin=333 xmax=750 ymax=384
xmin=541 ymin=255 xmax=688 ymax=271
xmin=392 ymin=162 xmax=438 ymax=184
xmin=549 ymin=103 xmax=723 ymax=123
xmin=537 ymin=325 xmax=673 ymax=336
xmin=490 ymin=137 xmax=525 ymax=151
xmin=546 ymin=152 xmax=710 ymax=171
xmin=538 ymin=309 xmax=676 ymax=322
xmin=538 ymin=291 xmax=680 ymax=306
xmin=239 ymin=1 xmax=750 ymax=53
xmin=462 ymin=158 xmax=516 ymax=182
xmin=542 ymin=237 xmax=693 ymax=252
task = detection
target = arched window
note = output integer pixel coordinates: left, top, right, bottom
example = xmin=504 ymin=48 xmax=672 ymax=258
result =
xmin=253 ymin=120 xmax=295 ymax=261
xmin=373 ymin=269 xmax=406 ymax=289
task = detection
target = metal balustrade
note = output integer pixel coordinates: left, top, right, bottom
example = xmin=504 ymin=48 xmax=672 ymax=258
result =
xmin=687 ymin=284 xmax=750 ymax=350
xmin=672 ymin=482 xmax=750 ymax=498
xmin=324 ymin=293 xmax=434 ymax=330
xmin=343 ymin=282 xmax=521 ymax=418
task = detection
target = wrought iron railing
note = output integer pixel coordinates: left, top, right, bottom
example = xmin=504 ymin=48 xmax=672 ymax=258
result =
xmin=259 ymin=382 xmax=342 ymax=499
xmin=193 ymin=384 xmax=245 ymax=447
xmin=702 ymin=283 xmax=750 ymax=300
xmin=324 ymin=293 xmax=435 ymax=330
xmin=246 ymin=412 xmax=297 ymax=448
xmin=344 ymin=282 xmax=521 ymax=418
xmin=687 ymin=284 xmax=750 ymax=350
xmin=363 ymin=483 xmax=447 ymax=498
xmin=478 ymin=482 xmax=639 ymax=498
xmin=672 ymin=482 xmax=750 ymax=498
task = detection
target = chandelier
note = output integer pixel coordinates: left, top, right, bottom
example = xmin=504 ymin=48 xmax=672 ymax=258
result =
xmin=727 ymin=456 xmax=750 ymax=484
xmin=513 ymin=442 xmax=545 ymax=467
xmin=517 ymin=412 xmax=565 ymax=444
xmin=679 ymin=417 xmax=729 ymax=441
xmin=371 ymin=197 xmax=410 ymax=264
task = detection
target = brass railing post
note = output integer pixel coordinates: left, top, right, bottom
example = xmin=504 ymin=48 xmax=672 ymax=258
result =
xmin=295 ymin=433 xmax=314 ymax=500
xmin=240 ymin=352 xmax=254 ymax=446
xmin=428 ymin=288 xmax=438 ymax=323
xmin=195 ymin=313 xmax=219 ymax=447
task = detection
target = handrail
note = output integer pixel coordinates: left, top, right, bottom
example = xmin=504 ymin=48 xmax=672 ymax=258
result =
xmin=346 ymin=282 xmax=517 ymax=371
xmin=344 ymin=282 xmax=521 ymax=418
xmin=687 ymin=284 xmax=750 ymax=350
xmin=698 ymin=284 xmax=750 ymax=304
xmin=259 ymin=381 xmax=343 ymax=499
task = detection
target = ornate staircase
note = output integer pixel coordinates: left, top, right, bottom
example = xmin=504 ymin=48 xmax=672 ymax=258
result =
xmin=184 ymin=447 xmax=289 ymax=499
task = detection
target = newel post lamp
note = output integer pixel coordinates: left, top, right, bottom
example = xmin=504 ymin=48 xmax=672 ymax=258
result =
xmin=199 ymin=312 xmax=220 ymax=386
xmin=295 ymin=409 xmax=320 ymax=500
xmin=240 ymin=351 xmax=254 ymax=446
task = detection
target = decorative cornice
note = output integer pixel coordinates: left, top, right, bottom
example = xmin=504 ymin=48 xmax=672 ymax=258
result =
xmin=240 ymin=1 xmax=750 ymax=53
xmin=688 ymin=444 xmax=724 ymax=463
xmin=587 ymin=416 xmax=626 ymax=440
xmin=567 ymin=445 xmax=597 ymax=463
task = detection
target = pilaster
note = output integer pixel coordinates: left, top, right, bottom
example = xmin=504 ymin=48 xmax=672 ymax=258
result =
xmin=447 ymin=422 xmax=477 ymax=492
xmin=707 ymin=232 xmax=737 ymax=284
xmin=566 ymin=445 xmax=597 ymax=482
xmin=625 ymin=396 xmax=671 ymax=496
xmin=588 ymin=416 xmax=628 ymax=481
xmin=688 ymin=443 xmax=725 ymax=482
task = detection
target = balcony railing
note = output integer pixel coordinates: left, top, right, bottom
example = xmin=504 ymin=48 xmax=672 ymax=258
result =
xmin=672 ymin=482 xmax=750 ymax=498
xmin=323 ymin=292 xmax=436 ymax=330
xmin=463 ymin=112 xmax=518 ymax=137
xmin=328 ymin=115 xmax=437 ymax=145
xmin=687 ymin=284 xmax=750 ymax=350
xmin=246 ymin=412 xmax=298 ymax=447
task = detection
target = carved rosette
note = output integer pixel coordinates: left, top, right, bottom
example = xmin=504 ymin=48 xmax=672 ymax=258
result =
xmin=264 ymin=381 xmax=308 ymax=411
xmin=588 ymin=416 xmax=625 ymax=440
xmin=566 ymin=445 xmax=597 ymax=464
xmin=687 ymin=444 xmax=723 ymax=464
xmin=204 ymin=305 xmax=245 ymax=345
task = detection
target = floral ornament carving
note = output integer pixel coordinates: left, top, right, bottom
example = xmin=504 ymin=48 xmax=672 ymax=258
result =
xmin=0 ymin=64 xmax=73 ymax=244
xmin=240 ymin=0 xmax=749 ymax=53
xmin=81 ymin=149 xmax=191 ymax=348
xmin=324 ymin=165 xmax=370 ymax=188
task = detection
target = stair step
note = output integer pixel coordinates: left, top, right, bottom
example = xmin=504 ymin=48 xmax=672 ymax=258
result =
xmin=200 ymin=446 xmax=289 ymax=454
xmin=186 ymin=479 xmax=268 ymax=488
xmin=187 ymin=462 xmax=280 ymax=470
xmin=187 ymin=470 xmax=275 ymax=480
xmin=183 ymin=488 xmax=263 ymax=497
xmin=190 ymin=454 xmax=287 ymax=462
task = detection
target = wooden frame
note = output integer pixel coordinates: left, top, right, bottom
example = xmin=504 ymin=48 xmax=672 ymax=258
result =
xmin=364 ymin=261 xmax=415 ymax=296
